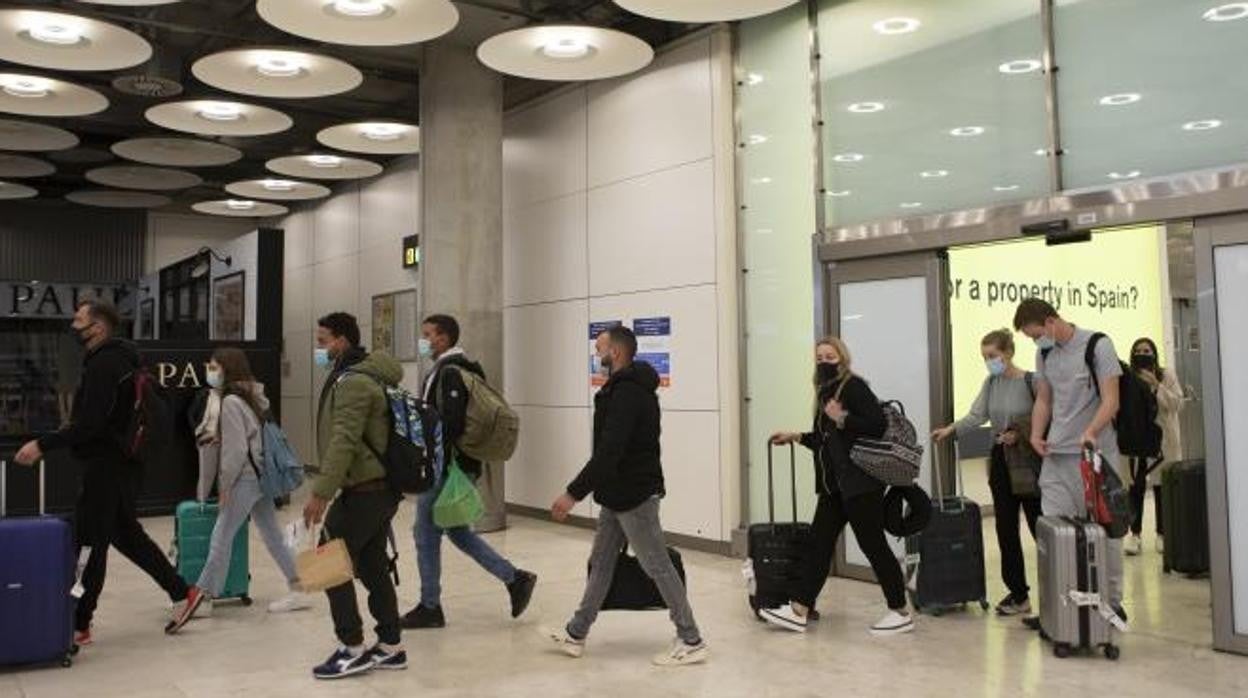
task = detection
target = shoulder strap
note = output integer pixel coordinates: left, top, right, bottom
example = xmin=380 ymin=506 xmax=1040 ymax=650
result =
xmin=1024 ymin=371 xmax=1036 ymax=400
xmin=1085 ymin=332 xmax=1106 ymax=396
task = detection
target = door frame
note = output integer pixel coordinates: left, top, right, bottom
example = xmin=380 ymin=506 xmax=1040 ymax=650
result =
xmin=1194 ymin=212 xmax=1248 ymax=656
xmin=821 ymin=252 xmax=952 ymax=582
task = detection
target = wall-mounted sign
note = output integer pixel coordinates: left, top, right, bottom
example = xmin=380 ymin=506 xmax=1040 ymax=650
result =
xmin=373 ymin=289 xmax=418 ymax=361
xmin=2 ymin=280 xmax=133 ymax=319
xmin=402 ymin=234 xmax=420 ymax=269
xmin=633 ymin=316 xmax=673 ymax=388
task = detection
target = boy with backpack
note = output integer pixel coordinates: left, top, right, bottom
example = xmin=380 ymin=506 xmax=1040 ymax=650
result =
xmin=401 ymin=314 xmax=536 ymax=630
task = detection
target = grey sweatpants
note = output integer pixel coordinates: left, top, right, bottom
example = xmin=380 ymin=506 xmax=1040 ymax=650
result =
xmin=567 ymin=497 xmax=701 ymax=644
xmin=1039 ymin=452 xmax=1125 ymax=606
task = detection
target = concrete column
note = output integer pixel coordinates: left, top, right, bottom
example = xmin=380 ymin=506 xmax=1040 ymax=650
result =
xmin=419 ymin=41 xmax=507 ymax=531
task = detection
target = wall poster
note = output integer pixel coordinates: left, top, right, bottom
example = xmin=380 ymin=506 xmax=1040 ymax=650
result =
xmin=633 ymin=316 xmax=673 ymax=387
xmin=211 ymin=271 xmax=245 ymax=341
xmin=373 ymin=290 xmax=418 ymax=361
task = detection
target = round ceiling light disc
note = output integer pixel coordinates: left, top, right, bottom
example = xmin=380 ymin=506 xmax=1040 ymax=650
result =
xmin=145 ymin=100 xmax=293 ymax=137
xmin=0 ymin=73 xmax=109 ymax=117
xmin=0 ymin=180 xmax=38 ymax=199
xmin=0 ymin=153 xmax=55 ymax=178
xmin=226 ymin=178 xmax=331 ymax=201
xmin=192 ymin=48 xmax=364 ymax=99
xmin=86 ymin=165 xmax=202 ymax=191
xmin=613 ymin=0 xmax=800 ymax=22
xmin=111 ymin=137 xmax=242 ymax=167
xmin=0 ymin=118 xmax=78 ymax=151
xmin=257 ymin=0 xmax=458 ymax=47
xmin=317 ymin=121 xmax=419 ymax=155
xmin=477 ymin=25 xmax=654 ymax=81
xmin=266 ymin=153 xmax=383 ymax=180
xmin=67 ymin=189 xmax=171 ymax=208
xmin=0 ymin=9 xmax=152 ymax=72
xmin=193 ymin=199 xmax=289 ymax=217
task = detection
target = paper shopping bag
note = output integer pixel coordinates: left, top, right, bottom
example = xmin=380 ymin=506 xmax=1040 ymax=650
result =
xmin=296 ymin=538 xmax=354 ymax=592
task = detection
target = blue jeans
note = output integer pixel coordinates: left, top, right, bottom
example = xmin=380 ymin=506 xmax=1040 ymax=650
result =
xmin=414 ymin=489 xmax=517 ymax=608
xmin=197 ymin=476 xmax=298 ymax=597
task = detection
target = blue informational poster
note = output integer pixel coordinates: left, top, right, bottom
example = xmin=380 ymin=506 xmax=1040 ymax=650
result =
xmin=632 ymin=316 xmax=672 ymax=387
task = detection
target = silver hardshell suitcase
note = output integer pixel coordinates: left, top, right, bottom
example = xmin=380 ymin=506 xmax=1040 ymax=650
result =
xmin=1035 ymin=516 xmax=1120 ymax=660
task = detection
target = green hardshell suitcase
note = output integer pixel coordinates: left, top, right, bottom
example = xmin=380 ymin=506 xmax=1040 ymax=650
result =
xmin=173 ymin=501 xmax=251 ymax=604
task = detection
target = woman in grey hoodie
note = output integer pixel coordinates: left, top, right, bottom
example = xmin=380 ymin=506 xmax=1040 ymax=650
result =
xmin=167 ymin=348 xmax=308 ymax=633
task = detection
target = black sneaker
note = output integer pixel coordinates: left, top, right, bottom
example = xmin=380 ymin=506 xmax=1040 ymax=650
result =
xmin=312 ymin=647 xmax=375 ymax=680
xmin=508 ymin=570 xmax=538 ymax=619
xmin=995 ymin=593 xmax=1032 ymax=617
xmin=364 ymin=643 xmax=408 ymax=670
xmin=401 ymin=604 xmax=446 ymax=629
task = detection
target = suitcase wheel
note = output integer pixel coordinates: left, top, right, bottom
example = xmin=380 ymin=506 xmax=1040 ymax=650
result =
xmin=241 ymin=595 xmax=253 ymax=607
xmin=1053 ymin=643 xmax=1072 ymax=659
xmin=62 ymin=652 xmax=73 ymax=668
xmin=1103 ymin=644 xmax=1120 ymax=661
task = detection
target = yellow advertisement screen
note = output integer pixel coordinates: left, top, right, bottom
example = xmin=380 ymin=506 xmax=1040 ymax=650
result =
xmin=948 ymin=225 xmax=1168 ymax=416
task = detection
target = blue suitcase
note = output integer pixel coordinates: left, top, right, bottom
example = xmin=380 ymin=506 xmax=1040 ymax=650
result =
xmin=0 ymin=460 xmax=77 ymax=669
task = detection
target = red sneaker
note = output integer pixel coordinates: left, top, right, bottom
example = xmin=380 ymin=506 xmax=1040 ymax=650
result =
xmin=165 ymin=586 xmax=207 ymax=635
xmin=74 ymin=628 xmax=93 ymax=647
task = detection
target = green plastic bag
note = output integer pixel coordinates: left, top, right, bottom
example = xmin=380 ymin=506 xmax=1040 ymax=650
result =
xmin=433 ymin=461 xmax=485 ymax=529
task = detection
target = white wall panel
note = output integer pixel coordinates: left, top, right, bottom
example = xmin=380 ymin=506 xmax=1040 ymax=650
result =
xmin=588 ymin=284 xmax=718 ymax=411
xmin=505 ymin=406 xmax=593 ymax=517
xmin=314 ymin=187 xmax=360 ymax=263
xmin=280 ymin=397 xmax=315 ymax=467
xmin=659 ymin=410 xmax=722 ymax=540
xmin=503 ymin=88 xmax=587 ymax=210
xmin=282 ymin=209 xmax=315 ymax=271
xmin=312 ymin=253 xmax=360 ymax=320
xmin=588 ymin=159 xmax=716 ymax=296
xmin=145 ymin=212 xmax=257 ymax=274
xmin=587 ymin=38 xmax=713 ymax=188
xmin=283 ymin=265 xmax=313 ymax=333
xmin=360 ymin=161 xmax=418 ymax=250
xmin=357 ymin=240 xmax=419 ymax=324
xmin=282 ymin=329 xmax=313 ymax=399
xmin=504 ymin=300 xmax=589 ymax=408
xmin=504 ymin=193 xmax=588 ymax=306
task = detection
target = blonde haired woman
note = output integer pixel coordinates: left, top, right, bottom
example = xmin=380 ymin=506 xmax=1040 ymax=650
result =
xmin=765 ymin=337 xmax=911 ymax=636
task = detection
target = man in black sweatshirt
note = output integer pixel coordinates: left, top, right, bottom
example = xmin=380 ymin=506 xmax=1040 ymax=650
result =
xmin=542 ymin=326 xmax=708 ymax=667
xmin=15 ymin=298 xmax=190 ymax=646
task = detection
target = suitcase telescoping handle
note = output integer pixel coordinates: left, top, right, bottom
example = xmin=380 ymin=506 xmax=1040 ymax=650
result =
xmin=932 ymin=438 xmax=967 ymax=514
xmin=766 ymin=442 xmax=799 ymax=525
xmin=0 ymin=458 xmax=47 ymax=518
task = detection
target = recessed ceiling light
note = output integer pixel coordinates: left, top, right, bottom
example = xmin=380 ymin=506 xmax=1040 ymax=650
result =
xmin=1 ymin=75 xmax=51 ymax=98
xmin=900 ymin=201 xmax=923 ymax=209
xmin=540 ymin=37 xmax=594 ymax=60
xmin=1182 ymin=119 xmax=1223 ymax=131
xmin=1203 ymin=3 xmax=1248 ymax=22
xmin=226 ymin=199 xmax=256 ymax=211
xmin=745 ymin=72 xmax=764 ymax=86
xmin=993 ymin=184 xmax=1020 ymax=192
xmin=832 ymin=153 xmax=864 ymax=163
xmin=872 ymin=17 xmax=921 ymax=35
xmin=360 ymin=123 xmax=406 ymax=141
xmin=920 ymin=169 xmax=949 ymax=178
xmin=29 ymin=21 xmax=83 ymax=46
xmin=1099 ymin=93 xmax=1142 ymax=106
xmin=198 ymin=102 xmax=243 ymax=121
xmin=847 ymin=101 xmax=884 ymax=113
xmin=255 ymin=53 xmax=305 ymax=78
xmin=950 ymin=126 xmax=985 ymax=137
xmin=262 ymin=179 xmax=297 ymax=192
xmin=825 ymin=189 xmax=851 ymax=197
xmin=331 ymin=0 xmax=389 ymax=17
xmin=998 ymin=59 xmax=1042 ymax=74
xmin=1108 ymin=170 xmax=1142 ymax=180
xmin=307 ymin=154 xmax=343 ymax=168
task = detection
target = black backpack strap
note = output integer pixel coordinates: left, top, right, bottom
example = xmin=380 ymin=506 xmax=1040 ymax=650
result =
xmin=1085 ymin=332 xmax=1106 ymax=396
xmin=385 ymin=523 xmax=400 ymax=586
xmin=1024 ymin=372 xmax=1036 ymax=400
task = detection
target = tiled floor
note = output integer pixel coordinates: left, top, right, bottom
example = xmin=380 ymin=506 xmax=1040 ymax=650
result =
xmin=3 ymin=497 xmax=1246 ymax=698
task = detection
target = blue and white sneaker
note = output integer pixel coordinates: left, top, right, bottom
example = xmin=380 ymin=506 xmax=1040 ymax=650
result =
xmin=365 ymin=643 xmax=408 ymax=670
xmin=312 ymin=646 xmax=376 ymax=680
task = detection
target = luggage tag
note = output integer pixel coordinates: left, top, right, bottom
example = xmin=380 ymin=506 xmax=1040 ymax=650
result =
xmin=71 ymin=547 xmax=91 ymax=599
xmin=1064 ymin=590 xmax=1130 ymax=632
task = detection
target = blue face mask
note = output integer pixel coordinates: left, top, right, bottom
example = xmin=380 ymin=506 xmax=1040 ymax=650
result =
xmin=1034 ymin=334 xmax=1055 ymax=351
xmin=205 ymin=369 xmax=224 ymax=389
xmin=418 ymin=338 xmax=433 ymax=359
xmin=314 ymin=347 xmax=331 ymax=369
xmin=985 ymin=357 xmax=1006 ymax=377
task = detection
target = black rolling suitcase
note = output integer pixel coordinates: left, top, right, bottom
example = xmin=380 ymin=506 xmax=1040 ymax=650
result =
xmin=906 ymin=444 xmax=988 ymax=615
xmin=747 ymin=443 xmax=811 ymax=618
xmin=1161 ymin=460 xmax=1209 ymax=577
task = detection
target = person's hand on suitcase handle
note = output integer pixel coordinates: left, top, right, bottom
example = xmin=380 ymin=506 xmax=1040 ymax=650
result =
xmin=770 ymin=432 xmax=801 ymax=446
xmin=14 ymin=439 xmax=42 ymax=466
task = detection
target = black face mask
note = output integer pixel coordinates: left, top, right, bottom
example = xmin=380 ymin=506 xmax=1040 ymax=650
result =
xmin=815 ymin=362 xmax=840 ymax=385
xmin=1131 ymin=353 xmax=1156 ymax=370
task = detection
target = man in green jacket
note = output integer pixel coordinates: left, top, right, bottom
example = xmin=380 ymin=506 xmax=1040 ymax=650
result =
xmin=303 ymin=312 xmax=407 ymax=680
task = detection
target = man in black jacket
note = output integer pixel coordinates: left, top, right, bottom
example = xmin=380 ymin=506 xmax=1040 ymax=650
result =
xmin=543 ymin=326 xmax=707 ymax=667
xmin=400 ymin=314 xmax=536 ymax=630
xmin=15 ymin=298 xmax=190 ymax=646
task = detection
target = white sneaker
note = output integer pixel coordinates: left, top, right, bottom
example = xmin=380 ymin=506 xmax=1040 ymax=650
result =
xmin=1156 ymin=534 xmax=1165 ymax=554
xmin=539 ymin=626 xmax=585 ymax=658
xmin=869 ymin=610 xmax=914 ymax=636
xmin=1125 ymin=535 xmax=1143 ymax=556
xmin=652 ymin=638 xmax=709 ymax=667
xmin=759 ymin=604 xmax=808 ymax=634
xmin=269 ymin=592 xmax=312 ymax=614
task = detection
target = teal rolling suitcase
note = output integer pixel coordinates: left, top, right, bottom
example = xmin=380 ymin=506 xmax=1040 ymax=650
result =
xmin=173 ymin=501 xmax=251 ymax=604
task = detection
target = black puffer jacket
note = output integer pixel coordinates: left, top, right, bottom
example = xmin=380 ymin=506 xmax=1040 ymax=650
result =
xmin=799 ymin=375 xmax=888 ymax=500
xmin=38 ymin=338 xmax=139 ymax=463
xmin=567 ymin=361 xmax=665 ymax=512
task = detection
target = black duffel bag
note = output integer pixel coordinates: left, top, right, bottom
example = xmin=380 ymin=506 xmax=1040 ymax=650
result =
xmin=591 ymin=544 xmax=686 ymax=611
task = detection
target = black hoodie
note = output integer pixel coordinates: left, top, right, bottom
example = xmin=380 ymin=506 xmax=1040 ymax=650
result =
xmin=38 ymin=338 xmax=140 ymax=463
xmin=427 ymin=352 xmax=488 ymax=479
xmin=568 ymin=360 xmax=665 ymax=512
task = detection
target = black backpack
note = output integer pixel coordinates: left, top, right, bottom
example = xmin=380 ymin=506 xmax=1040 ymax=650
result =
xmin=345 ymin=372 xmax=443 ymax=495
xmin=1044 ymin=333 xmax=1161 ymax=458
xmin=120 ymin=367 xmax=174 ymax=464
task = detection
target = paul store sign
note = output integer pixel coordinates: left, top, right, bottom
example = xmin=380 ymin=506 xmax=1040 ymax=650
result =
xmin=2 ymin=280 xmax=134 ymax=319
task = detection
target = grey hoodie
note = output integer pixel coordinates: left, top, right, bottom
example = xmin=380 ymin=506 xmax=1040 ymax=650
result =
xmin=196 ymin=383 xmax=270 ymax=500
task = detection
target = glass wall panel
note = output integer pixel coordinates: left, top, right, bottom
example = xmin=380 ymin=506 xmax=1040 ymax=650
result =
xmin=817 ymin=0 xmax=1050 ymax=227
xmin=1056 ymin=0 xmax=1248 ymax=189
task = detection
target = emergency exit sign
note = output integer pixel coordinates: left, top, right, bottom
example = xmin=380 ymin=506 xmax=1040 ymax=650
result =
xmin=403 ymin=235 xmax=420 ymax=269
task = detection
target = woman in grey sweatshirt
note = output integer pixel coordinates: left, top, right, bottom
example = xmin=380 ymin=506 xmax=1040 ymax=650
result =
xmin=167 ymin=348 xmax=308 ymax=633
xmin=932 ymin=329 xmax=1040 ymax=617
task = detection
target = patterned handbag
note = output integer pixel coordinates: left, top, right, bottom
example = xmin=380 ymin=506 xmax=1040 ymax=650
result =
xmin=849 ymin=401 xmax=924 ymax=486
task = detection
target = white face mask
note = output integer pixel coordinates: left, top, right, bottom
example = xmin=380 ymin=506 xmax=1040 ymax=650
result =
xmin=206 ymin=369 xmax=224 ymax=389
xmin=418 ymin=337 xmax=434 ymax=359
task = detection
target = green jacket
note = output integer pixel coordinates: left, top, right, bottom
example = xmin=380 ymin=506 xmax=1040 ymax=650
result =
xmin=314 ymin=351 xmax=402 ymax=499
